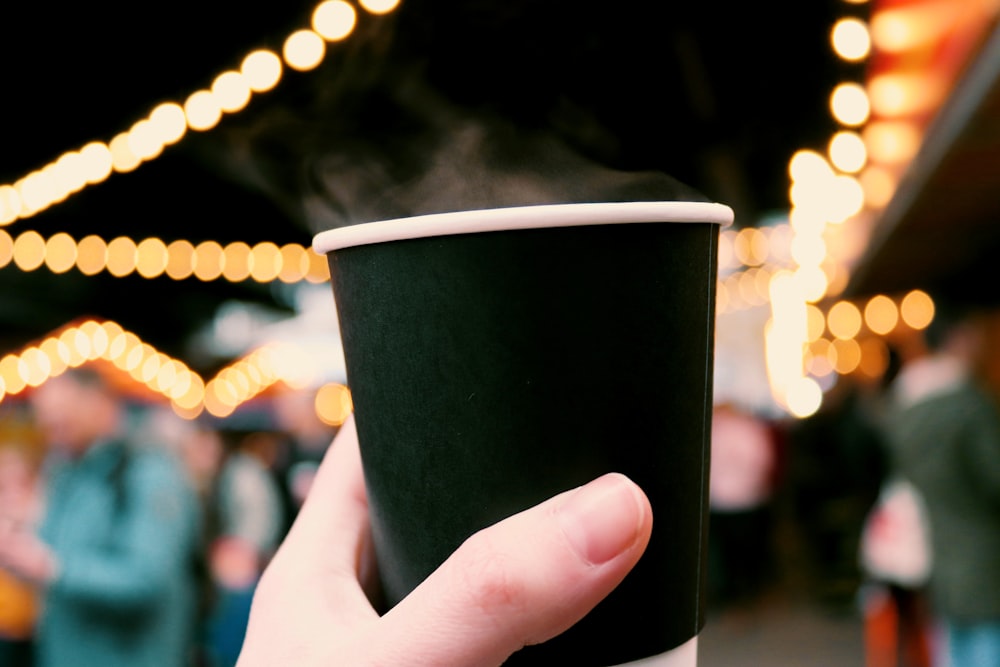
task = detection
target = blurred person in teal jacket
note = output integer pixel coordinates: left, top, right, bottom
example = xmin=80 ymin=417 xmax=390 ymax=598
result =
xmin=0 ymin=367 xmax=202 ymax=667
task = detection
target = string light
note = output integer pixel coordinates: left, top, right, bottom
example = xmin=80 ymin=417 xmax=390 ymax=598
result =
xmin=830 ymin=82 xmax=871 ymax=127
xmin=359 ymin=0 xmax=401 ymax=14
xmin=0 ymin=318 xmax=349 ymax=423
xmin=831 ymin=17 xmax=871 ymax=62
xmin=283 ymin=30 xmax=327 ymax=71
xmin=0 ymin=227 xmax=330 ymax=283
xmin=0 ymin=1 xmax=403 ymax=226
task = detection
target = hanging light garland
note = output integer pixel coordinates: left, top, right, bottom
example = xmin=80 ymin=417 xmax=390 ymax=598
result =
xmin=0 ymin=228 xmax=330 ymax=283
xmin=0 ymin=318 xmax=352 ymax=423
xmin=0 ymin=0 xmax=401 ymax=227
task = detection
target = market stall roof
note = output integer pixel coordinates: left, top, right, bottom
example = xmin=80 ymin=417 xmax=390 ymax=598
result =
xmin=846 ymin=15 xmax=1000 ymax=306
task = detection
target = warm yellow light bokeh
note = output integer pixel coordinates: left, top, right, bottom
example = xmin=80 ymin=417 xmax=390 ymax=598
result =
xmin=283 ymin=30 xmax=326 ymax=71
xmin=359 ymin=0 xmax=401 ymax=14
xmin=900 ymin=289 xmax=935 ymax=329
xmin=734 ymin=228 xmax=768 ymax=267
xmin=315 ymin=382 xmax=353 ymax=426
xmin=184 ymin=90 xmax=223 ymax=131
xmin=788 ymin=149 xmax=832 ymax=182
xmin=165 ymin=240 xmax=196 ymax=280
xmin=827 ymin=300 xmax=862 ymax=340
xmin=249 ymin=242 xmax=282 ymax=282
xmin=222 ymin=242 xmax=252 ymax=282
xmin=312 ymin=0 xmax=357 ymax=41
xmin=830 ymin=82 xmax=871 ymax=126
xmin=858 ymin=337 xmax=890 ymax=379
xmin=864 ymin=294 xmax=899 ymax=335
xmin=306 ymin=249 xmax=331 ymax=283
xmin=212 ymin=71 xmax=252 ymax=113
xmin=76 ymin=235 xmax=108 ymax=276
xmin=829 ymin=131 xmax=867 ymax=173
xmin=149 ymin=102 xmax=188 ymax=146
xmin=805 ymin=304 xmax=826 ymax=342
xmin=831 ymin=18 xmax=871 ymax=62
xmin=0 ymin=355 xmax=27 ymax=395
xmin=859 ymin=165 xmax=898 ymax=209
xmin=869 ymin=72 xmax=944 ymax=118
xmin=0 ymin=185 xmax=23 ymax=224
xmin=279 ymin=244 xmax=308 ymax=283
xmin=109 ymin=133 xmax=141 ymax=173
xmin=80 ymin=142 xmax=114 ymax=184
xmin=864 ymin=120 xmax=921 ymax=165
xmin=127 ymin=119 xmax=164 ymax=162
xmin=832 ymin=337 xmax=862 ymax=374
xmin=44 ymin=232 xmax=78 ymax=274
xmin=871 ymin=4 xmax=946 ymax=53
xmin=0 ymin=231 xmax=12 ymax=268
xmin=193 ymin=241 xmax=225 ymax=281
xmin=242 ymin=50 xmax=283 ymax=92
xmin=136 ymin=237 xmax=169 ymax=278
xmin=13 ymin=231 xmax=45 ymax=271
xmin=787 ymin=377 xmax=823 ymax=418
xmin=106 ymin=236 xmax=138 ymax=277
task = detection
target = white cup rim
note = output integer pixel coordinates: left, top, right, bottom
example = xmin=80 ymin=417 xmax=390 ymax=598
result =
xmin=312 ymin=201 xmax=734 ymax=253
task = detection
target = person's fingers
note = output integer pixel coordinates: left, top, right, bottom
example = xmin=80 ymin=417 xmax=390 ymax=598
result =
xmin=279 ymin=415 xmax=369 ymax=569
xmin=252 ymin=415 xmax=377 ymax=626
xmin=369 ymin=472 xmax=653 ymax=667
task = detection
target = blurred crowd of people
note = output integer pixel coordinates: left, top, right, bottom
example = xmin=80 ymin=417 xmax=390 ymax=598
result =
xmin=707 ymin=297 xmax=1000 ymax=667
xmin=0 ymin=368 xmax=337 ymax=667
xmin=2 ymin=298 xmax=999 ymax=667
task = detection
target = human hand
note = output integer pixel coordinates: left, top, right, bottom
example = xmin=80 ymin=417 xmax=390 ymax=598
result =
xmin=0 ymin=520 xmax=59 ymax=588
xmin=238 ymin=415 xmax=652 ymax=666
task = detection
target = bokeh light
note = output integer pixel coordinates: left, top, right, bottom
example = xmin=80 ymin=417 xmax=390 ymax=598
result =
xmin=315 ymin=382 xmax=353 ymax=426
xmin=827 ymin=300 xmax=862 ymax=340
xmin=312 ymin=1 xmax=357 ymax=41
xmin=864 ymin=294 xmax=899 ymax=335
xmin=12 ymin=231 xmax=45 ymax=271
xmin=359 ymin=0 xmax=401 ymax=14
xmin=900 ymin=289 xmax=935 ymax=329
xmin=212 ymin=71 xmax=252 ymax=113
xmin=76 ymin=235 xmax=108 ymax=276
xmin=44 ymin=232 xmax=78 ymax=274
xmin=830 ymin=82 xmax=871 ymax=126
xmin=242 ymin=50 xmax=283 ymax=92
xmin=283 ymin=30 xmax=326 ymax=71
xmin=831 ymin=18 xmax=871 ymax=62
xmin=828 ymin=131 xmax=867 ymax=173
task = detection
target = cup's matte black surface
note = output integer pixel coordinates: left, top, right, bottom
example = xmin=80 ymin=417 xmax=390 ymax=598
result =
xmin=318 ymin=204 xmax=725 ymax=665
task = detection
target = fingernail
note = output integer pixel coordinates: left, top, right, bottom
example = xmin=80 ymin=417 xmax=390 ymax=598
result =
xmin=557 ymin=473 xmax=644 ymax=565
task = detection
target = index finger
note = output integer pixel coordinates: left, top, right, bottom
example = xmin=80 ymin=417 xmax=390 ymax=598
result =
xmin=266 ymin=414 xmax=376 ymax=600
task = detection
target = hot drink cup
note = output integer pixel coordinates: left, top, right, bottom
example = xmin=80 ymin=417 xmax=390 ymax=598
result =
xmin=313 ymin=200 xmax=733 ymax=666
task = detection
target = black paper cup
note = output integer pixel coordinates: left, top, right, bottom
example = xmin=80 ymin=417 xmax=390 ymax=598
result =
xmin=313 ymin=201 xmax=733 ymax=666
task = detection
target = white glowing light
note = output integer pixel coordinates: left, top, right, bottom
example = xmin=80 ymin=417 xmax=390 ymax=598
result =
xmin=283 ymin=30 xmax=326 ymax=72
xmin=313 ymin=1 xmax=357 ymax=41
xmin=242 ymin=50 xmax=283 ymax=92
xmin=184 ymin=90 xmax=223 ymax=131
xmin=211 ymin=71 xmax=252 ymax=113
xmin=149 ymin=103 xmax=188 ymax=145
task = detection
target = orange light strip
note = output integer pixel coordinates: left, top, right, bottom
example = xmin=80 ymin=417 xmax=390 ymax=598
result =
xmin=0 ymin=318 xmax=349 ymax=421
xmin=0 ymin=228 xmax=330 ymax=284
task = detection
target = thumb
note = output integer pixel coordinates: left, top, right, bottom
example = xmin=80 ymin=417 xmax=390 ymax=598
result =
xmin=369 ymin=473 xmax=653 ymax=667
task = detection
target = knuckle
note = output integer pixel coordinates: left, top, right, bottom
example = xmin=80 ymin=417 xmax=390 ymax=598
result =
xmin=456 ymin=530 xmax=528 ymax=617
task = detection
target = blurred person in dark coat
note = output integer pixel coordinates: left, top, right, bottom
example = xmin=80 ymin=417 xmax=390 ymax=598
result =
xmin=0 ymin=367 xmax=202 ymax=667
xmin=881 ymin=301 xmax=1000 ymax=667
